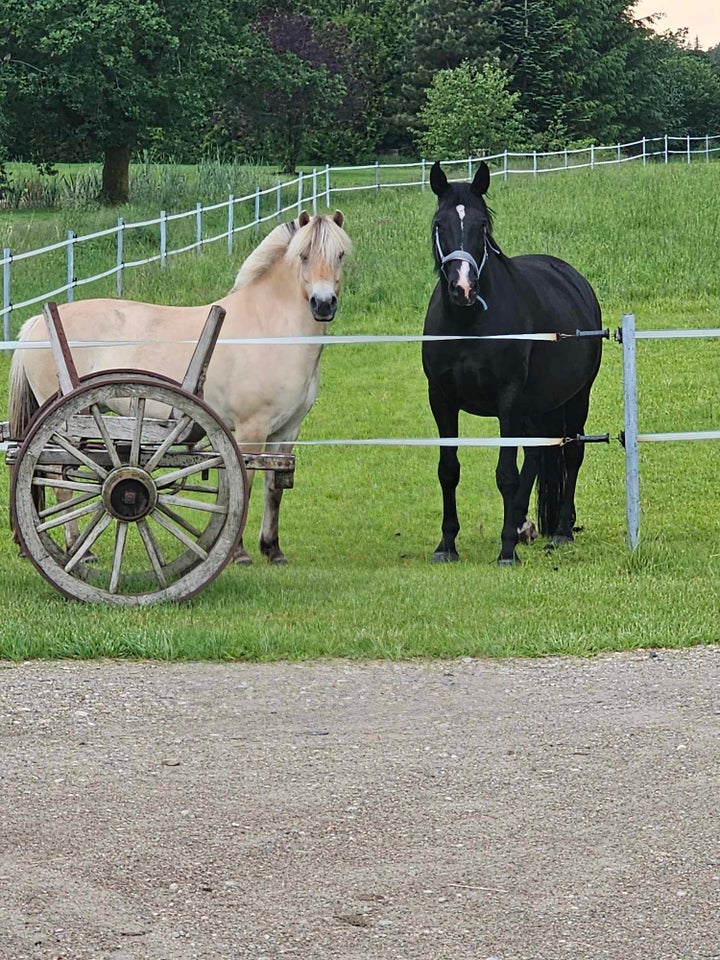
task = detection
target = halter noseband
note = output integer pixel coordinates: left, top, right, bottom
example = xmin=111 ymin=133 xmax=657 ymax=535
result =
xmin=434 ymin=226 xmax=499 ymax=311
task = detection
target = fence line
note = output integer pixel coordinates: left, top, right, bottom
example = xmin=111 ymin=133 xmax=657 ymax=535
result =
xmin=618 ymin=314 xmax=720 ymax=550
xmin=3 ymin=132 xmax=720 ymax=339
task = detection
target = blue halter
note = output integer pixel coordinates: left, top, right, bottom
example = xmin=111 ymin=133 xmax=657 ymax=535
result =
xmin=434 ymin=226 xmax=499 ymax=311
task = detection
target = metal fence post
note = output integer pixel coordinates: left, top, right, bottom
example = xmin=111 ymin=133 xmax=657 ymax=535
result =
xmin=227 ymin=195 xmax=234 ymax=255
xmin=66 ymin=230 xmax=75 ymax=303
xmin=686 ymin=134 xmax=691 ymax=164
xmin=196 ymin=202 xmax=203 ymax=250
xmin=3 ymin=248 xmax=11 ymax=341
xmin=254 ymin=188 xmax=260 ymax=237
xmin=664 ymin=133 xmax=668 ymax=164
xmin=297 ymin=172 xmax=303 ymax=216
xmin=617 ymin=142 xmax=621 ymax=165
xmin=467 ymin=156 xmax=472 ymax=180
xmin=504 ymin=150 xmax=508 ymax=180
xmin=590 ymin=144 xmax=595 ymax=170
xmin=642 ymin=136 xmax=647 ymax=167
xmin=160 ymin=210 xmax=167 ymax=266
xmin=621 ymin=312 xmax=640 ymax=550
xmin=313 ymin=168 xmax=318 ymax=214
xmin=374 ymin=161 xmax=380 ymax=192
xmin=325 ymin=164 xmax=330 ymax=207
xmin=706 ymin=135 xmax=710 ymax=162
xmin=564 ymin=148 xmax=568 ymax=169
xmin=116 ymin=218 xmax=124 ymax=297
xmin=533 ymin=150 xmax=537 ymax=176
xmin=421 ymin=159 xmax=426 ymax=190
xmin=276 ymin=181 xmax=282 ymax=221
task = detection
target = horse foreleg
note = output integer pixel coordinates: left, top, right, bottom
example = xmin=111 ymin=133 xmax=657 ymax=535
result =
xmin=260 ymin=428 xmax=301 ymax=565
xmin=496 ymin=411 xmax=524 ymax=565
xmin=429 ymin=389 xmax=460 ymax=562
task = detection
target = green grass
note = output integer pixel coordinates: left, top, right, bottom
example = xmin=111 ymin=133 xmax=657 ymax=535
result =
xmin=0 ymin=162 xmax=719 ymax=659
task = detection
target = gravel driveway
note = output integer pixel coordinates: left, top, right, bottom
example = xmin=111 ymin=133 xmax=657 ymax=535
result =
xmin=1 ymin=647 xmax=719 ymax=960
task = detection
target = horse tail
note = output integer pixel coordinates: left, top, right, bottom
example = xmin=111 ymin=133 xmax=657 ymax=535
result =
xmin=536 ymin=444 xmax=566 ymax=537
xmin=9 ymin=343 xmax=39 ymax=442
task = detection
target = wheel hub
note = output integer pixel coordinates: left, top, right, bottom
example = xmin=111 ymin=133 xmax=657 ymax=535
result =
xmin=102 ymin=467 xmax=157 ymax=522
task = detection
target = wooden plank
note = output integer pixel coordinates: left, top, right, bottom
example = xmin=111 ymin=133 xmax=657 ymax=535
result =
xmin=181 ymin=304 xmax=226 ymax=397
xmin=43 ymin=302 xmax=80 ymax=396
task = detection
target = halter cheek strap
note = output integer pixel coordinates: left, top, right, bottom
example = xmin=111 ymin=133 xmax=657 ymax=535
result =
xmin=434 ymin=227 xmax=498 ymax=311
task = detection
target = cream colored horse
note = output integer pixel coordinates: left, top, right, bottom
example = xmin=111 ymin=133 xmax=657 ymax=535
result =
xmin=10 ymin=210 xmax=351 ymax=564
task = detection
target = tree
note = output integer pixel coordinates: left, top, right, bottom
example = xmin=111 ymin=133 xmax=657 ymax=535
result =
xmin=415 ymin=59 xmax=528 ymax=158
xmin=0 ymin=0 xmax=241 ymax=204
xmin=392 ymin=0 xmax=500 ymax=149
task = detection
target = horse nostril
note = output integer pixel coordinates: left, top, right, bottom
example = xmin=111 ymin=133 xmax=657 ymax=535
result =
xmin=330 ymin=295 xmax=337 ymax=309
xmin=310 ymin=295 xmax=318 ymax=311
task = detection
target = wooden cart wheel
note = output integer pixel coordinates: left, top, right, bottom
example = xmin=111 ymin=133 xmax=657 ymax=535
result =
xmin=11 ymin=375 xmax=248 ymax=606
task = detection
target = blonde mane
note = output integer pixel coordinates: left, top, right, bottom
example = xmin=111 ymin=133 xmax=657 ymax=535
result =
xmin=232 ymin=220 xmax=297 ymax=290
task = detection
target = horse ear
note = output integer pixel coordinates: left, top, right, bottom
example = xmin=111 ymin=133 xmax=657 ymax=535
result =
xmin=298 ymin=210 xmax=310 ymax=227
xmin=430 ymin=162 xmax=449 ymax=197
xmin=332 ymin=210 xmax=344 ymax=227
xmin=470 ymin=162 xmax=490 ymax=197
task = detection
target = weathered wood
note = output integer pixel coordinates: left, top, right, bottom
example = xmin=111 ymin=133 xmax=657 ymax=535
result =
xmin=43 ymin=301 xmax=80 ymax=396
xmin=181 ymin=304 xmax=226 ymax=397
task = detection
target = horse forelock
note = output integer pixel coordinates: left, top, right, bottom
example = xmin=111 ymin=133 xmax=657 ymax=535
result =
xmin=285 ymin=215 xmax=352 ymax=268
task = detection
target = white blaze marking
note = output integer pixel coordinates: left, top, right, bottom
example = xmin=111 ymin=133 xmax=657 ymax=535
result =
xmin=456 ymin=204 xmax=465 ymax=221
xmin=457 ymin=260 xmax=472 ymax=297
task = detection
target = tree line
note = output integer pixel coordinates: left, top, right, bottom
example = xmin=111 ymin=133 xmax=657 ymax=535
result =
xmin=1 ymin=0 xmax=719 ymax=205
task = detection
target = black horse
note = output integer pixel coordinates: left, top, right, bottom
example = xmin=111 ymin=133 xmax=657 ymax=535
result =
xmin=422 ymin=161 xmax=602 ymax=565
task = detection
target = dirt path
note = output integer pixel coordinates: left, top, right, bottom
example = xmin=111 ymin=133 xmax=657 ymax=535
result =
xmin=1 ymin=648 xmax=719 ymax=960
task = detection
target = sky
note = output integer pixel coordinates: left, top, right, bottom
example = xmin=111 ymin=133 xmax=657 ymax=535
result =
xmin=633 ymin=0 xmax=720 ymax=49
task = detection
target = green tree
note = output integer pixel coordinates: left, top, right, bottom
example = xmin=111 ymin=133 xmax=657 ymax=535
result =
xmin=0 ymin=0 xmax=242 ymax=204
xmin=415 ymin=59 xmax=528 ymax=158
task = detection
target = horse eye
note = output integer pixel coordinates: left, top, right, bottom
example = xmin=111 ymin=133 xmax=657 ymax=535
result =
xmin=338 ymin=252 xmax=345 ymax=261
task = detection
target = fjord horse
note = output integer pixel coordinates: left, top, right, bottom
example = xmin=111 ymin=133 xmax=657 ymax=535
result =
xmin=422 ymin=162 xmax=602 ymax=564
xmin=10 ymin=210 xmax=351 ymax=564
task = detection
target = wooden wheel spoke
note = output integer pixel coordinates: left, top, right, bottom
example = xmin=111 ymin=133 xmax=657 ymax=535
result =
xmin=154 ymin=456 xmax=224 ymax=489
xmin=37 ymin=498 xmax=103 ymax=533
xmin=90 ymin=404 xmax=122 ymax=469
xmin=144 ymin=414 xmax=194 ymax=472
xmin=156 ymin=502 xmax=203 ymax=539
xmin=130 ymin=397 xmax=146 ymax=467
xmin=33 ymin=477 xmax=102 ymax=494
xmin=64 ymin=511 xmax=113 ymax=572
xmin=108 ymin=522 xmax=129 ymax=594
xmin=158 ymin=493 xmax=228 ymax=515
xmin=51 ymin=432 xmax=109 ymax=479
xmin=150 ymin=509 xmax=208 ymax=559
xmin=137 ymin=519 xmax=168 ymax=588
xmin=38 ymin=490 xmax=100 ymax=520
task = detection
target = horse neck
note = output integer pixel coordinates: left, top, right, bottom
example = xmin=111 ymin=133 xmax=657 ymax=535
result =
xmin=222 ymin=257 xmax=324 ymax=338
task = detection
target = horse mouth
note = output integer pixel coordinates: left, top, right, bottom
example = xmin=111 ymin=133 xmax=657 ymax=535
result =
xmin=449 ymin=287 xmax=477 ymax=308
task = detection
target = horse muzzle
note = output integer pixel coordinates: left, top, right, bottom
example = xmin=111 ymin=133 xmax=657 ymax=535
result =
xmin=448 ymin=278 xmax=478 ymax=308
xmin=310 ymin=293 xmax=338 ymax=321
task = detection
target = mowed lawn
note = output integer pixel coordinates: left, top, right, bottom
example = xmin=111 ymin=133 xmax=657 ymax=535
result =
xmin=0 ymin=162 xmax=718 ymax=660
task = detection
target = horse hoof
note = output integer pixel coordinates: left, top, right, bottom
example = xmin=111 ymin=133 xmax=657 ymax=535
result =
xmin=497 ymin=555 xmax=520 ymax=567
xmin=233 ymin=552 xmax=253 ymax=566
xmin=269 ymin=554 xmax=288 ymax=566
xmin=432 ymin=550 xmax=459 ymax=563
xmin=549 ymin=534 xmax=574 ymax=547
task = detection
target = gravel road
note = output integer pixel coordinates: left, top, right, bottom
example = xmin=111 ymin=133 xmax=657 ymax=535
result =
xmin=1 ymin=648 xmax=719 ymax=960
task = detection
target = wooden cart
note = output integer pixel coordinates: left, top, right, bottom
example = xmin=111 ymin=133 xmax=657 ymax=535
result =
xmin=2 ymin=302 xmax=294 ymax=606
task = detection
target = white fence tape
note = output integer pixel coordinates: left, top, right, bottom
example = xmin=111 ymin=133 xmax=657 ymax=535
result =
xmin=0 ymin=332 xmax=562 ymax=351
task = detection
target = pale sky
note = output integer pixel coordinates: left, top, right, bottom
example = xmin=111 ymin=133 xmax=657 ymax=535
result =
xmin=633 ymin=0 xmax=720 ymax=49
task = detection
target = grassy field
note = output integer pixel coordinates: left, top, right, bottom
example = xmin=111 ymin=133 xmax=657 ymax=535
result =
xmin=0 ymin=161 xmax=718 ymax=660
